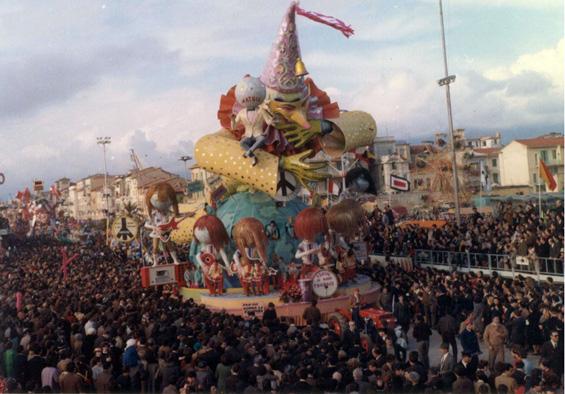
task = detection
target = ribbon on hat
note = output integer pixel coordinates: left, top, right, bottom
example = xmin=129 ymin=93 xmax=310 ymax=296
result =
xmin=295 ymin=4 xmax=354 ymax=38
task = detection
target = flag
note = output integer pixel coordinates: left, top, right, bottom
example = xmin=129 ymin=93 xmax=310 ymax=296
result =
xmin=539 ymin=159 xmax=557 ymax=191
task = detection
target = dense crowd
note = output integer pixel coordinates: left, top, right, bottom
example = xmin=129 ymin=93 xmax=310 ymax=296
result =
xmin=366 ymin=201 xmax=564 ymax=261
xmin=0 ymin=201 xmax=563 ymax=394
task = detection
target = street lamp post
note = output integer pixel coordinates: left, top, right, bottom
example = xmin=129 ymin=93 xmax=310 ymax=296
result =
xmin=97 ymin=137 xmax=111 ymax=244
xmin=437 ymin=0 xmax=461 ymax=225
xmin=179 ymin=156 xmax=192 ymax=180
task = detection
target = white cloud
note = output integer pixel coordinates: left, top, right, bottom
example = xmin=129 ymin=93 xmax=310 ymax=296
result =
xmin=485 ymin=39 xmax=564 ymax=88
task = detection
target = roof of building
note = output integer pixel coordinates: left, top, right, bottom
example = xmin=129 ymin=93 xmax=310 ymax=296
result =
xmin=473 ymin=147 xmax=501 ymax=155
xmin=128 ymin=167 xmax=187 ymax=192
xmin=515 ymin=135 xmax=564 ymax=148
xmin=410 ymin=144 xmax=438 ymax=155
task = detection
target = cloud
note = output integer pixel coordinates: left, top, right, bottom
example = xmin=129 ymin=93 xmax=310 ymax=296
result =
xmin=505 ymin=71 xmax=553 ymax=96
xmin=0 ymin=38 xmax=181 ymax=119
xmin=455 ymin=0 xmax=562 ymax=9
xmin=484 ymin=39 xmax=564 ymax=88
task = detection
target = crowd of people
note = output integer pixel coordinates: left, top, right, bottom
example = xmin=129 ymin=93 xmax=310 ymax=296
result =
xmin=0 ymin=199 xmax=563 ymax=394
xmin=365 ymin=200 xmax=564 ymax=262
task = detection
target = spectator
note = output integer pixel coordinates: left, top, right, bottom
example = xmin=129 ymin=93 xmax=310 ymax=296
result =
xmin=452 ymin=364 xmax=474 ymax=393
xmin=484 ymin=316 xmax=508 ymax=370
xmin=459 ymin=321 xmax=481 ymax=374
xmin=494 ymin=364 xmax=517 ymax=393
xmin=302 ymin=300 xmax=321 ymax=327
xmin=59 ymin=362 xmax=82 ymax=393
xmin=539 ymin=330 xmax=564 ymax=376
xmin=438 ymin=311 xmax=458 ymax=361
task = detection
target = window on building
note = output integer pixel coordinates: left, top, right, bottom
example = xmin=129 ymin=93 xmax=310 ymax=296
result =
xmin=482 ymin=141 xmax=486 ymax=146
xmin=534 ymin=153 xmax=538 ymax=162
xmin=493 ymin=173 xmax=499 ymax=184
xmin=552 ymin=150 xmax=557 ymax=160
xmin=492 ymin=158 xmax=497 ymax=167
xmin=391 ymin=163 xmax=397 ymax=170
xmin=533 ymin=173 xmax=537 ymax=184
xmin=540 ymin=150 xmax=548 ymax=161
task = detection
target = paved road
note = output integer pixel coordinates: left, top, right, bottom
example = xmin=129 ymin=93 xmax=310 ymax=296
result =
xmin=405 ymin=326 xmax=541 ymax=369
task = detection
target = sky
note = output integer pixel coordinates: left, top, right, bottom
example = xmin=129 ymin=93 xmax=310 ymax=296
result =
xmin=0 ymin=0 xmax=563 ymax=199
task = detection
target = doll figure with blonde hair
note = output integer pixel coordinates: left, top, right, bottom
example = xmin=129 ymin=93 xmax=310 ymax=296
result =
xmin=232 ymin=217 xmax=270 ymax=295
xmin=327 ymin=199 xmax=366 ymax=281
xmin=294 ymin=207 xmax=328 ymax=278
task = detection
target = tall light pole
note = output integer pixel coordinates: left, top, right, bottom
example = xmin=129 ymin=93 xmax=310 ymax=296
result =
xmin=437 ymin=0 xmax=461 ymax=225
xmin=97 ymin=136 xmax=111 ymax=244
xmin=179 ymin=155 xmax=192 ymax=180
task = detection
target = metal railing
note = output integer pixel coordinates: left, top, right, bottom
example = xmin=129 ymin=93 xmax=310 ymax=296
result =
xmin=413 ymin=249 xmax=564 ymax=277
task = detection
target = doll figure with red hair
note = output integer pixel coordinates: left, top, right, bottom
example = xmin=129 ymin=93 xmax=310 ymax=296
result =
xmin=293 ymin=207 xmax=328 ymax=279
xmin=193 ymin=215 xmax=232 ymax=295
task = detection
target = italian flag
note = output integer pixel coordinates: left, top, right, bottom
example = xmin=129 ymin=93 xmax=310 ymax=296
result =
xmin=539 ymin=159 xmax=557 ymax=191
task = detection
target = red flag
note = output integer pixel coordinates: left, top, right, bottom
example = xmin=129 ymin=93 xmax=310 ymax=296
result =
xmin=539 ymin=159 xmax=557 ymax=191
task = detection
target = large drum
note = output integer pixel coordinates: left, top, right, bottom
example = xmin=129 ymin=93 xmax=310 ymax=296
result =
xmin=298 ymin=278 xmax=313 ymax=302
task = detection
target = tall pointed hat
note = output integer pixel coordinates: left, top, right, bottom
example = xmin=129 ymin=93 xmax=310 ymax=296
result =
xmin=260 ymin=1 xmax=354 ymax=95
xmin=260 ymin=2 xmax=304 ymax=94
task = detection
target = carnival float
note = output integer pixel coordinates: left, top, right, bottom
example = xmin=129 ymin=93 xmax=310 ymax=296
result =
xmin=136 ymin=2 xmax=381 ymax=327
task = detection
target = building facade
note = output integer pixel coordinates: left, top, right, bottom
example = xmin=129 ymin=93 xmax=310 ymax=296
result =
xmin=499 ymin=134 xmax=564 ymax=192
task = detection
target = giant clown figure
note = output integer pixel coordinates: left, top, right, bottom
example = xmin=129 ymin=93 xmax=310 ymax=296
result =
xmin=194 ymin=2 xmax=377 ymax=202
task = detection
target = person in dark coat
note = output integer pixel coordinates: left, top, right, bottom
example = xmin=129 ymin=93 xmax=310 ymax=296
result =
xmin=455 ymin=352 xmax=478 ymax=380
xmin=437 ymin=312 xmax=458 ymax=361
xmin=412 ymin=314 xmax=432 ymax=369
xmin=509 ymin=311 xmax=527 ymax=347
xmin=302 ymin=300 xmax=322 ymax=327
xmin=540 ymin=331 xmax=564 ymax=375
xmin=291 ymin=369 xmax=312 ymax=392
xmin=451 ymin=364 xmax=474 ymax=393
xmin=26 ymin=345 xmax=46 ymax=391
xmin=394 ymin=295 xmax=412 ymax=334
xmin=262 ymin=302 xmax=278 ymax=329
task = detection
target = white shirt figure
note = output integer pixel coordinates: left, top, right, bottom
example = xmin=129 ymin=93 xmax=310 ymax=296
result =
xmin=295 ymin=240 xmax=320 ymax=265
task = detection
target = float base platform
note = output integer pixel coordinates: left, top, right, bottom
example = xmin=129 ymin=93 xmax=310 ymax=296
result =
xmin=181 ymin=275 xmax=381 ymax=326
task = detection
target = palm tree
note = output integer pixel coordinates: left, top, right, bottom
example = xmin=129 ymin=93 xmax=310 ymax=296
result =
xmin=123 ymin=201 xmax=138 ymax=216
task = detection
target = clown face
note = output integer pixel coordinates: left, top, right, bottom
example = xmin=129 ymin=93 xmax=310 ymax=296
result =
xmin=265 ymin=87 xmax=311 ymax=130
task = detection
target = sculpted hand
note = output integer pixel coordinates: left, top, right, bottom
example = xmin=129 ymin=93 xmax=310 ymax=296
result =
xmin=280 ymin=149 xmax=330 ymax=189
xmin=279 ymin=120 xmax=333 ymax=148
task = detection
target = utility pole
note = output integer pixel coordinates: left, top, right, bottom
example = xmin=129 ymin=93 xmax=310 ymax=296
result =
xmin=97 ymin=137 xmax=111 ymax=244
xmin=437 ymin=0 xmax=461 ymax=225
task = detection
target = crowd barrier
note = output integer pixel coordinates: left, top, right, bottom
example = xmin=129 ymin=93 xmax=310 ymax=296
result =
xmin=412 ymin=249 xmax=563 ymax=278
